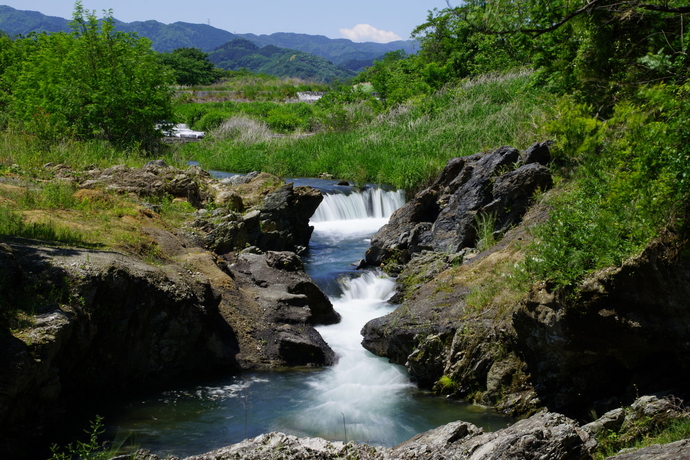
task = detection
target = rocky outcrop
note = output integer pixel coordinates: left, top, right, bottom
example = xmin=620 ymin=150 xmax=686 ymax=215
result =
xmin=144 ymin=410 xmax=593 ymax=460
xmin=361 ymin=184 xmax=549 ymax=416
xmin=0 ymin=162 xmax=336 ymax=458
xmin=513 ymin=232 xmax=690 ymax=417
xmin=129 ymin=396 xmax=690 ymax=460
xmin=365 ymin=143 xmax=552 ymax=268
xmin=191 ymin=183 xmax=322 ymax=256
xmin=75 ymin=161 xmax=322 ymax=255
xmin=227 ymin=250 xmax=340 ymax=326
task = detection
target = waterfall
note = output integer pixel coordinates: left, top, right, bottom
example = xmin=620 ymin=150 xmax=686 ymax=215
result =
xmin=311 ymin=187 xmax=406 ymax=222
xmin=101 ymin=181 xmax=513 ymax=458
xmin=287 ymin=187 xmax=418 ymax=444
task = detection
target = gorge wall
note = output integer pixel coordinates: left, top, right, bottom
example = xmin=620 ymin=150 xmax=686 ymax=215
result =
xmin=361 ymin=143 xmax=690 ymax=420
xmin=0 ymin=162 xmax=337 ymax=458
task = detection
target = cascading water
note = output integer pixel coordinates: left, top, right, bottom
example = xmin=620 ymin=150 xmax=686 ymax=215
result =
xmin=101 ymin=181 xmax=512 ymax=458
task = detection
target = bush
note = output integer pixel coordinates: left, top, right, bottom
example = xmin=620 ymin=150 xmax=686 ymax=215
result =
xmin=522 ymin=85 xmax=690 ymax=289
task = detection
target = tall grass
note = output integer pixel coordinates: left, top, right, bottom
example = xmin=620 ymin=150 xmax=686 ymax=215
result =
xmin=184 ymin=71 xmax=553 ymax=190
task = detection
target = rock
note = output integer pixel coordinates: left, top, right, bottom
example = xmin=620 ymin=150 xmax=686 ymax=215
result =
xmin=206 ymin=217 xmax=248 ymax=254
xmin=183 ymin=432 xmax=377 ymax=460
xmin=451 ymin=411 xmax=592 ymax=460
xmin=512 ymin=232 xmax=690 ymax=417
xmin=520 ymin=141 xmax=552 ymax=166
xmin=365 ymin=143 xmax=552 ymax=266
xmin=182 ymin=411 xmax=593 ymax=460
xmin=254 ymin=183 xmax=323 ymax=254
xmin=0 ymin=241 xmax=339 ymax=457
xmin=276 ymin=325 xmax=336 ymax=366
xmin=582 ymin=408 xmax=626 ymax=437
xmin=214 ymin=190 xmax=244 ymax=211
xmin=228 ymin=251 xmax=340 ymax=326
xmin=604 ymin=439 xmax=690 ymax=459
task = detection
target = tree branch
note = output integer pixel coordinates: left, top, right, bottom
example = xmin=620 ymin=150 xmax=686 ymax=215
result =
xmin=638 ymin=4 xmax=690 ymax=13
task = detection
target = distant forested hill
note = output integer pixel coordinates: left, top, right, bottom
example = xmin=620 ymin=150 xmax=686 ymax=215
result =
xmin=208 ymin=38 xmax=356 ymax=82
xmin=0 ymin=5 xmax=415 ymax=68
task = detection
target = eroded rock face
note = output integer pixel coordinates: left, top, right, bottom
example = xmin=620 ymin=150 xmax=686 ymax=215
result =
xmin=77 ymin=161 xmax=322 ymax=255
xmin=365 ymin=143 xmax=552 ymax=268
xmin=0 ymin=163 xmax=332 ymax=458
xmin=227 ymin=250 xmax=340 ymax=327
xmin=513 ymin=232 xmax=690 ymax=417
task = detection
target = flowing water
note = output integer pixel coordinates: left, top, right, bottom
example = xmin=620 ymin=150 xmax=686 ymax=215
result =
xmin=103 ymin=178 xmax=513 ymax=458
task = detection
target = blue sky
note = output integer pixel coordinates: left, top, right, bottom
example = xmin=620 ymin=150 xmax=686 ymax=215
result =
xmin=1 ymin=1 xmax=448 ymax=43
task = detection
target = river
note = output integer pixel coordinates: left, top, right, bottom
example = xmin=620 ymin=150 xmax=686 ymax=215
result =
xmin=103 ymin=178 xmax=512 ymax=458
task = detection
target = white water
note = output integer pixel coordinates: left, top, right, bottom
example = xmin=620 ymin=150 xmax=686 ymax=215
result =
xmin=100 ymin=184 xmax=513 ymax=457
xmin=311 ymin=188 xmax=406 ymax=222
xmin=292 ymin=188 xmax=417 ymax=444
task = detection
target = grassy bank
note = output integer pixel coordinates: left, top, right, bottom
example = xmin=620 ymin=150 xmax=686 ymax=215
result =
xmin=182 ymin=71 xmax=554 ymax=190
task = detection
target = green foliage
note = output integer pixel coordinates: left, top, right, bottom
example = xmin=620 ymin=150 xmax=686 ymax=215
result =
xmin=49 ymin=415 xmax=115 ymax=460
xmin=435 ymin=375 xmax=459 ymax=393
xmin=2 ymin=2 xmax=175 ymax=150
xmin=474 ymin=212 xmax=498 ymax=252
xmin=595 ymin=416 xmax=690 ymax=459
xmin=208 ymin=38 xmax=356 ymax=83
xmin=158 ymin=47 xmax=224 ymax=86
xmin=522 ymin=85 xmax=690 ymax=289
xmin=184 ymin=71 xmax=551 ymax=190
xmin=438 ymin=0 xmax=690 ymax=110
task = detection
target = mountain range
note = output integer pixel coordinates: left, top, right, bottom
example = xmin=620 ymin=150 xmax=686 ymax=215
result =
xmin=0 ymin=5 xmax=417 ymax=80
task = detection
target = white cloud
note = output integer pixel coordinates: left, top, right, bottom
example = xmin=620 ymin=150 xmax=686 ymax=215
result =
xmin=339 ymin=24 xmax=402 ymax=43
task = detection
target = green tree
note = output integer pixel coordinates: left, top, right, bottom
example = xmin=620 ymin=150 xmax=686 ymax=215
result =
xmin=446 ymin=0 xmax=690 ymax=108
xmin=158 ymin=47 xmax=223 ymax=86
xmin=6 ymin=2 xmax=175 ymax=149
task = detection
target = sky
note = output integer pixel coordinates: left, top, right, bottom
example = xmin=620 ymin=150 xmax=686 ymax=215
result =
xmin=1 ymin=1 xmax=449 ymax=43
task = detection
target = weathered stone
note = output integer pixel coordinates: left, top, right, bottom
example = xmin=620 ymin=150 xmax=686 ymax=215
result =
xmin=365 ymin=144 xmax=551 ymax=266
xmin=229 ymin=251 xmax=340 ymax=326
xmin=520 ymin=141 xmax=552 ymax=166
xmin=214 ymin=190 xmax=244 ymax=211
xmin=276 ymin=325 xmax=336 ymax=366
xmin=604 ymin=439 xmax=690 ymax=459
xmin=181 ymin=410 xmax=593 ymax=460
xmin=513 ymin=233 xmax=690 ymax=417
xmin=255 ymin=183 xmax=323 ymax=254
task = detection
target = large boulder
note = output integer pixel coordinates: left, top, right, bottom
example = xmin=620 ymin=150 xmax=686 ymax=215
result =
xmin=253 ymin=183 xmax=323 ymax=255
xmin=365 ymin=143 xmax=552 ymax=267
xmin=228 ymin=250 xmax=340 ymax=326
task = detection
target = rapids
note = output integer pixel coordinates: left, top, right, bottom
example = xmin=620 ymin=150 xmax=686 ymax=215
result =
xmin=102 ymin=179 xmax=512 ymax=458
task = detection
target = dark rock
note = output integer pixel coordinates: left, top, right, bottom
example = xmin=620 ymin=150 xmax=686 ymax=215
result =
xmin=276 ymin=325 xmax=336 ymax=366
xmin=513 ymin=232 xmax=690 ymax=417
xmin=520 ymin=141 xmax=552 ymax=166
xmin=255 ymin=183 xmax=323 ymax=254
xmin=229 ymin=251 xmax=340 ymax=326
xmin=206 ymin=217 xmax=248 ymax=254
xmin=366 ymin=145 xmax=551 ymax=266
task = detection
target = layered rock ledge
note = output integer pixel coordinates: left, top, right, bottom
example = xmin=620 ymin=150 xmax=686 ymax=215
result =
xmin=0 ymin=161 xmax=337 ymax=457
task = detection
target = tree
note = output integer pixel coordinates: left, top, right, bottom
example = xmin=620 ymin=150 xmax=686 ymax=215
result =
xmin=5 ymin=2 xmax=175 ymax=148
xmin=158 ymin=47 xmax=223 ymax=86
xmin=442 ymin=0 xmax=690 ymax=108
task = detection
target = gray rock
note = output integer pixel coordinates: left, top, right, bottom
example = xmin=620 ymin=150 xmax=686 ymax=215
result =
xmin=604 ymin=439 xmax=690 ymax=459
xmin=179 ymin=411 xmax=593 ymax=460
xmin=582 ymin=408 xmax=626 ymax=437
xmin=365 ymin=144 xmax=552 ymax=266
